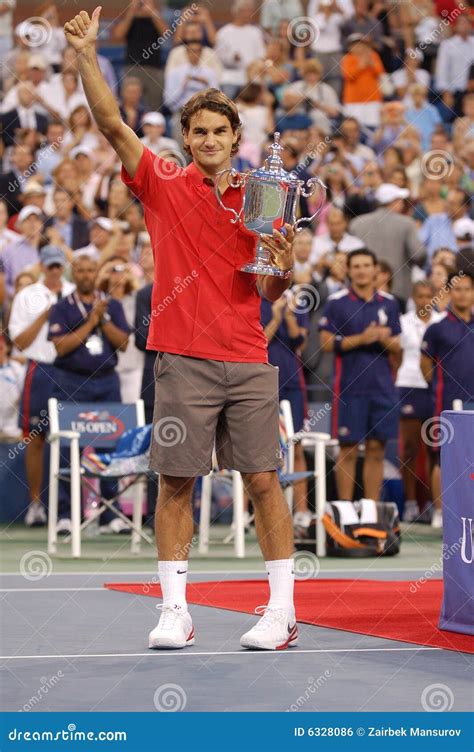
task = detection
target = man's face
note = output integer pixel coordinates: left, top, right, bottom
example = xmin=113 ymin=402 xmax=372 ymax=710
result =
xmin=293 ymin=232 xmax=312 ymax=262
xmin=184 ymin=110 xmax=237 ymax=171
xmin=54 ymin=190 xmax=73 ymax=217
xmin=43 ymin=262 xmax=64 ymax=286
xmin=47 ymin=124 xmax=64 ymax=145
xmin=341 ymin=120 xmax=359 ymax=146
xmin=327 ymin=211 xmax=346 ymax=239
xmin=19 ymin=214 xmax=42 ymax=238
xmin=72 ymin=258 xmax=97 ymax=293
xmin=348 ymin=254 xmax=376 ymax=287
xmin=90 ymin=224 xmax=111 ymax=249
xmin=413 ymin=285 xmax=433 ymax=314
xmin=450 ymin=277 xmax=474 ymax=312
xmin=182 ymin=22 xmax=203 ymax=51
xmin=12 ymin=146 xmax=33 ymax=173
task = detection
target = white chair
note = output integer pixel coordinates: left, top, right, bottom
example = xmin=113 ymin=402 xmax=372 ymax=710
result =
xmin=279 ymin=399 xmax=332 ymax=557
xmin=198 ymin=450 xmax=246 ymax=558
xmin=47 ymin=398 xmax=152 ymax=558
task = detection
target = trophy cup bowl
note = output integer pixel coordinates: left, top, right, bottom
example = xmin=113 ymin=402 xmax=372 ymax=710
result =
xmin=215 ymin=132 xmax=327 ymax=277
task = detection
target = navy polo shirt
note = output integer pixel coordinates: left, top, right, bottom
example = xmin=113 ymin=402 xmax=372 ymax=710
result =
xmin=422 ymin=308 xmax=474 ymax=412
xmin=318 ymin=288 xmax=401 ymax=395
xmin=260 ymin=297 xmax=309 ymax=390
xmin=48 ymin=293 xmax=130 ymax=375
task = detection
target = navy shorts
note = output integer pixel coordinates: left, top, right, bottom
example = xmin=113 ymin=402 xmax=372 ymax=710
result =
xmin=398 ymin=387 xmax=433 ymax=422
xmin=334 ymin=392 xmax=399 ymax=444
xmin=19 ymin=361 xmax=57 ymax=436
xmin=280 ymin=386 xmax=307 ymax=433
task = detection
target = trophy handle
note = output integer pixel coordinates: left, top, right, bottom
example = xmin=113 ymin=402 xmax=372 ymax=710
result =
xmin=214 ymin=168 xmax=245 ymax=224
xmin=294 ymin=177 xmax=327 ymax=231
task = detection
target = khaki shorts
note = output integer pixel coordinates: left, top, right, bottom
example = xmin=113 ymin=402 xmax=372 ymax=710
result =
xmin=150 ymin=352 xmax=280 ymax=477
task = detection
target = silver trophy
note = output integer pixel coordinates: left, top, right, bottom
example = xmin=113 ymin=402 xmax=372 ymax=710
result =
xmin=215 ymin=132 xmax=326 ymax=276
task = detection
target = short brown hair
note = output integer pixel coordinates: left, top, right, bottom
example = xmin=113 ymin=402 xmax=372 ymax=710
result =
xmin=180 ymin=88 xmax=241 ymax=156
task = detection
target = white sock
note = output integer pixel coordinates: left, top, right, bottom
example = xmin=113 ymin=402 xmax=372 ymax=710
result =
xmin=158 ymin=560 xmax=188 ymax=611
xmin=266 ymin=558 xmax=295 ymax=611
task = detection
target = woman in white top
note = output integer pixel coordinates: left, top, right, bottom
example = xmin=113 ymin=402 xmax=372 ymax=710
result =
xmin=396 ymin=280 xmax=442 ymax=521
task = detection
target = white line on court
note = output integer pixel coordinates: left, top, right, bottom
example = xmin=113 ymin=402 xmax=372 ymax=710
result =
xmin=0 ymin=567 xmax=434 ymax=576
xmin=0 ymin=646 xmax=440 ymax=660
xmin=0 ymin=587 xmax=105 ymax=592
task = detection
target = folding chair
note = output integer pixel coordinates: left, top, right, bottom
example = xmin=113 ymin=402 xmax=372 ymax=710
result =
xmin=47 ymin=398 xmax=153 ymax=558
xmin=278 ymin=399 xmax=332 ymax=557
xmin=198 ymin=450 xmax=245 ymax=558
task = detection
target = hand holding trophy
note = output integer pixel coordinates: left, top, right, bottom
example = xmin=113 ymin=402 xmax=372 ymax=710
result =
xmin=215 ymin=132 xmax=326 ymax=277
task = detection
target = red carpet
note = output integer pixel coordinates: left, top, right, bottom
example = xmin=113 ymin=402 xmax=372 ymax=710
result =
xmin=104 ymin=578 xmax=474 ymax=654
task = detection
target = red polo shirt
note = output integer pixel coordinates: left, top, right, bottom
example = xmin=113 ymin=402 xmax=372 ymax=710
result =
xmin=121 ymin=148 xmax=268 ymax=362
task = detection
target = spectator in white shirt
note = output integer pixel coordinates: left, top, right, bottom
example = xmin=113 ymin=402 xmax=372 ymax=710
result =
xmin=69 ymin=146 xmax=102 ymax=211
xmin=311 ymin=206 xmax=365 ymax=265
xmin=395 ymin=280 xmax=442 ymax=521
xmin=309 ymin=0 xmax=346 ymax=94
xmin=215 ymin=0 xmax=266 ymax=98
xmin=164 ymin=24 xmax=218 ymax=142
xmin=435 ymin=14 xmax=474 ymax=116
xmin=392 ymin=49 xmax=431 ymax=103
xmin=140 ymin=112 xmax=182 ymax=158
xmin=284 ymin=57 xmax=340 ymax=135
xmin=1 ymin=55 xmax=51 ymax=115
xmin=8 ymin=245 xmax=75 ymax=527
xmin=27 ymin=4 xmax=67 ymax=70
xmin=167 ymin=20 xmax=221 ymax=78
xmin=260 ymin=0 xmax=304 ymax=34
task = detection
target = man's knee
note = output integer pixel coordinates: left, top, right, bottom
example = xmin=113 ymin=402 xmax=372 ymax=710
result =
xmin=241 ymin=470 xmax=278 ymax=502
xmin=365 ymin=439 xmax=385 ymax=459
xmin=158 ymin=474 xmax=195 ymax=505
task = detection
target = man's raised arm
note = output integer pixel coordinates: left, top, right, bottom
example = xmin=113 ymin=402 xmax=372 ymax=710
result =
xmin=64 ymin=6 xmax=143 ymax=178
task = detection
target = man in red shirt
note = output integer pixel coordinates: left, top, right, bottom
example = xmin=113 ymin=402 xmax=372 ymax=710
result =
xmin=66 ymin=7 xmax=298 ymax=651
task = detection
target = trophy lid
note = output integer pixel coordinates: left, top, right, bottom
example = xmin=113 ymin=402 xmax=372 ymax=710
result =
xmin=250 ymin=132 xmax=299 ymax=184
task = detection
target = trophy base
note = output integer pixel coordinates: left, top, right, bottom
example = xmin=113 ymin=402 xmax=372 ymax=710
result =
xmin=240 ymin=261 xmax=288 ymax=277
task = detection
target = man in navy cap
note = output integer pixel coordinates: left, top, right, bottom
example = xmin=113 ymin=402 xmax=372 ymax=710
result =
xmin=8 ymin=245 xmax=75 ymax=526
xmin=48 ymin=254 xmax=131 ymax=533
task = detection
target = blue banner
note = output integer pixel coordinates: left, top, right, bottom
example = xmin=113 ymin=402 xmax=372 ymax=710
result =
xmin=439 ymin=410 xmax=474 ymax=635
xmin=1 ymin=713 xmax=473 ymax=752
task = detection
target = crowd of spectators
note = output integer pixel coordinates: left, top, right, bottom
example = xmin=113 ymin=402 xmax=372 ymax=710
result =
xmin=0 ymin=0 xmax=473 ymax=532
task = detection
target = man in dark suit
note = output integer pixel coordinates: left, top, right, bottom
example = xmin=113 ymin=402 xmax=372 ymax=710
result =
xmin=0 ymin=144 xmax=35 ymax=217
xmin=43 ymin=187 xmax=89 ymax=250
xmin=0 ymin=83 xmax=48 ymax=147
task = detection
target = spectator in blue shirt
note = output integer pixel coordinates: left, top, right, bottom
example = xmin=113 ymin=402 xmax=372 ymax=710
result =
xmin=405 ymin=84 xmax=442 ymax=153
xmin=319 ymin=249 xmax=401 ymax=502
xmin=48 ymin=254 xmax=130 ymax=534
xmin=421 ymin=271 xmax=474 ymax=528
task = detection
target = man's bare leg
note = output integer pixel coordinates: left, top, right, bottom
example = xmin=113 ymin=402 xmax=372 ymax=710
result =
xmin=25 ymin=434 xmax=45 ymax=504
xmin=363 ymin=438 xmax=385 ymax=500
xmin=336 ymin=443 xmax=358 ymax=500
xmin=241 ymin=471 xmax=294 ymax=561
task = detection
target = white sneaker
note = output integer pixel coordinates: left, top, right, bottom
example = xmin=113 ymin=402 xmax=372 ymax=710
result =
xmin=293 ymin=511 xmax=313 ymax=528
xmin=431 ymin=509 xmax=443 ymax=529
xmin=25 ymin=503 xmax=47 ymax=527
xmin=56 ymin=518 xmax=72 ymax=535
xmin=240 ymin=605 xmax=298 ymax=650
xmin=403 ymin=500 xmax=419 ymax=523
xmin=148 ymin=605 xmax=194 ymax=649
xmin=99 ymin=517 xmax=130 ymax=534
